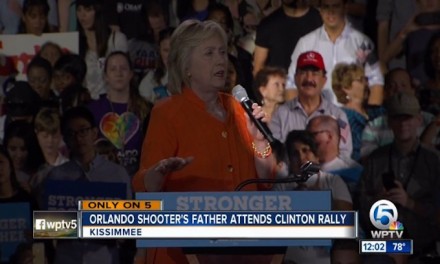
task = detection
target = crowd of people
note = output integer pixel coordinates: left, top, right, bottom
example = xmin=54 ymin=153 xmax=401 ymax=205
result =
xmin=1 ymin=0 xmax=440 ymax=264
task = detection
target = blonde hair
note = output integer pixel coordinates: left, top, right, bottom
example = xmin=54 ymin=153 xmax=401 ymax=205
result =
xmin=332 ymin=63 xmax=365 ymax=104
xmin=168 ymin=19 xmax=228 ymax=94
xmin=34 ymin=108 xmax=61 ymax=134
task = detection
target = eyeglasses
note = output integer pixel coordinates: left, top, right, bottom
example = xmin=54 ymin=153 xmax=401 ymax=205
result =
xmin=353 ymin=76 xmax=368 ymax=83
xmin=309 ymin=130 xmax=328 ymax=137
xmin=66 ymin=127 xmax=92 ymax=138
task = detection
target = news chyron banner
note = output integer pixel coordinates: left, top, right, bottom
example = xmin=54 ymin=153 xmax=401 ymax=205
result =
xmin=33 ymin=191 xmax=358 ymax=247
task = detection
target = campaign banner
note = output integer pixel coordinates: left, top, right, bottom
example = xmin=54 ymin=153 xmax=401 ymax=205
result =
xmin=0 ymin=202 xmax=31 ymax=262
xmin=0 ymin=32 xmax=79 ymax=81
xmin=134 ymin=191 xmax=333 ymax=247
xmin=44 ymin=180 xmax=127 ymax=210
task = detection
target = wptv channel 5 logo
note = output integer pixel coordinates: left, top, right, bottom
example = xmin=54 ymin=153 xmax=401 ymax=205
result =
xmin=369 ymin=199 xmax=404 ymax=239
xmin=33 ymin=211 xmax=78 ymax=239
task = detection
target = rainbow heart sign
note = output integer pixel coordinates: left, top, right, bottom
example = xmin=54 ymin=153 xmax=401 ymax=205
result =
xmin=100 ymin=112 xmax=140 ymax=149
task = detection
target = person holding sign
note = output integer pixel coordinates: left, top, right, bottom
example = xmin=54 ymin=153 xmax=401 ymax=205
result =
xmin=38 ymin=107 xmax=131 ymax=263
xmin=0 ymin=145 xmax=33 ymax=203
xmin=0 ymin=145 xmax=36 ymax=264
xmin=132 ymin=19 xmax=275 ymax=264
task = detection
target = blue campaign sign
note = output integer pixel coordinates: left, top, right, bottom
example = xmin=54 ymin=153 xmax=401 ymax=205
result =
xmin=44 ymin=180 xmax=127 ymax=210
xmin=0 ymin=202 xmax=31 ymax=263
xmin=135 ymin=191 xmax=332 ymax=247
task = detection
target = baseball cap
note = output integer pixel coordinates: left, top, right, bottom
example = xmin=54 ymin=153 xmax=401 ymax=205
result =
xmin=387 ymin=92 xmax=420 ymax=117
xmin=296 ymin=51 xmax=326 ymax=72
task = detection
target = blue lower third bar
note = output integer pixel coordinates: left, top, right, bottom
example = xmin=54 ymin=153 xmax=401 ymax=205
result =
xmin=386 ymin=240 xmax=413 ymax=254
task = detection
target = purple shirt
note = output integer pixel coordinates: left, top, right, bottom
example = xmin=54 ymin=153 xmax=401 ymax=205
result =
xmin=88 ymin=96 xmax=144 ymax=176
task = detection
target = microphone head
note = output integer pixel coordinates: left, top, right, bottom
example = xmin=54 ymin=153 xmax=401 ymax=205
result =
xmin=232 ymin=85 xmax=248 ymax=102
xmin=300 ymin=161 xmax=320 ymax=175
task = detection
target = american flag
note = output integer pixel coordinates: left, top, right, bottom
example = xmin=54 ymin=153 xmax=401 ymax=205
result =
xmin=337 ymin=118 xmax=350 ymax=144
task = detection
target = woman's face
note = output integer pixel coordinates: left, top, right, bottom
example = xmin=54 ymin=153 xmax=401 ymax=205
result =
xmin=259 ymin=74 xmax=286 ymax=104
xmin=7 ymin=137 xmax=28 ymax=172
xmin=288 ymin=141 xmax=319 ymax=174
xmin=76 ymin=5 xmax=95 ymax=30
xmin=40 ymin=44 xmax=62 ymax=67
xmin=23 ymin=6 xmax=47 ymax=35
xmin=160 ymin=37 xmax=171 ymax=69
xmin=104 ymin=54 xmax=133 ymax=92
xmin=187 ymin=35 xmax=227 ymax=93
xmin=208 ymin=10 xmax=228 ymax=33
xmin=0 ymin=153 xmax=12 ymax=184
xmin=430 ymin=39 xmax=440 ymax=73
xmin=346 ymin=73 xmax=367 ymax=102
xmin=36 ymin=131 xmax=62 ymax=157
xmin=148 ymin=14 xmax=166 ymax=33
xmin=27 ymin=66 xmax=51 ymax=99
xmin=53 ymin=71 xmax=75 ymax=93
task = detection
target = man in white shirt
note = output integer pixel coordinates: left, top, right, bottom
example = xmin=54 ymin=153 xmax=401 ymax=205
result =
xmin=286 ymin=0 xmax=384 ymax=105
xmin=306 ymin=115 xmax=362 ymax=196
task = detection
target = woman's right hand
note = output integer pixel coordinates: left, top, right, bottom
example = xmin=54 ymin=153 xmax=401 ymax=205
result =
xmin=143 ymin=156 xmax=194 ymax=192
xmin=154 ymin=156 xmax=194 ymax=176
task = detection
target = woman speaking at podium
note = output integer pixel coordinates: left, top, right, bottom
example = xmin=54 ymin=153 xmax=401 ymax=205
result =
xmin=132 ymin=19 xmax=275 ymax=264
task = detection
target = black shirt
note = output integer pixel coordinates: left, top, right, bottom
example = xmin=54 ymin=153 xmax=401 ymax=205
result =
xmin=255 ymin=7 xmax=322 ymax=70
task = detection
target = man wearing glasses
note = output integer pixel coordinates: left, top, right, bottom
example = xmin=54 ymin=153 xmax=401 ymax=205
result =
xmin=306 ymin=115 xmax=362 ymax=195
xmin=270 ymin=50 xmax=352 ymax=158
xmin=286 ymin=0 xmax=384 ymax=106
xmin=38 ymin=107 xmax=131 ymax=264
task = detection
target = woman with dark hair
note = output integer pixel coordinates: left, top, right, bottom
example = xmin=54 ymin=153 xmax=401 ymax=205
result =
xmin=26 ymin=56 xmax=58 ymax=109
xmin=3 ymin=121 xmax=45 ymax=192
xmin=127 ymin=0 xmax=166 ymax=80
xmin=273 ymin=129 xmax=352 ymax=264
xmin=138 ymin=27 xmax=174 ymax=103
xmin=53 ymin=54 xmax=91 ymax=112
xmin=18 ymin=0 xmax=51 ymax=35
xmin=88 ymin=51 xmax=152 ymax=176
xmin=76 ymin=0 xmax=128 ymax=99
xmin=0 ymin=144 xmax=31 ymax=202
xmin=0 ymin=144 xmax=47 ymax=264
xmin=253 ymin=66 xmax=286 ymax=121
xmin=224 ymin=54 xmax=245 ymax=93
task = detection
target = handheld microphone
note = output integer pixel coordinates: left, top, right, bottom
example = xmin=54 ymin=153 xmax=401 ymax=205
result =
xmin=232 ymin=85 xmax=276 ymax=144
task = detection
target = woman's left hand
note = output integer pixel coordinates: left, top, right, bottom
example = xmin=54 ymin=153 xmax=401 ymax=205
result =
xmin=245 ymin=103 xmax=269 ymax=141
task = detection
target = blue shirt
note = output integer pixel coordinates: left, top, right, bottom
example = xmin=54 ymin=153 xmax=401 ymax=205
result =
xmin=41 ymin=155 xmax=131 ymax=264
xmin=342 ymin=106 xmax=385 ymax=160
